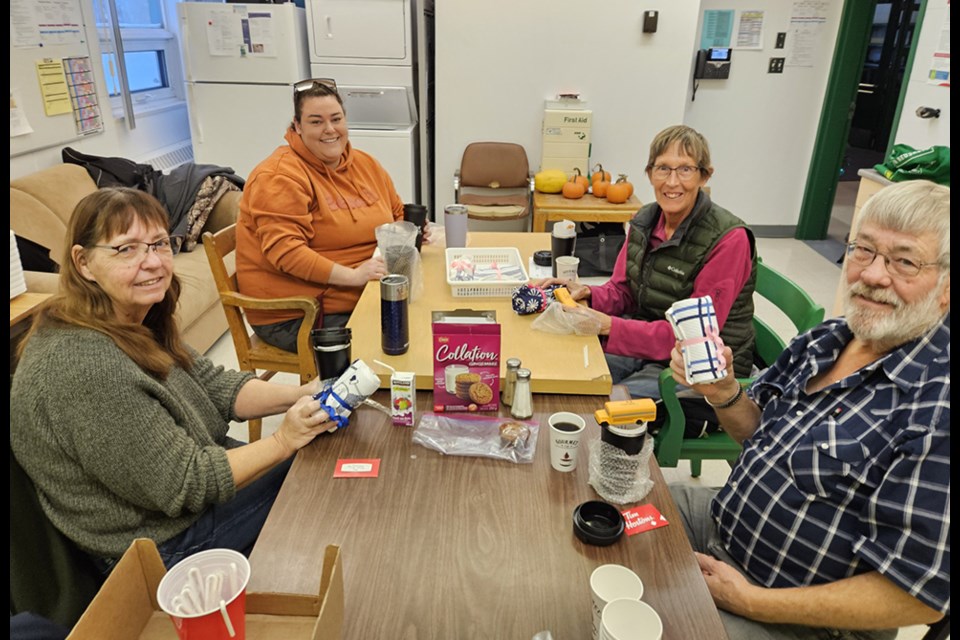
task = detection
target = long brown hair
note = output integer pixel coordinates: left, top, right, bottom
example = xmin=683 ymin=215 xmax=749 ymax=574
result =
xmin=20 ymin=188 xmax=193 ymax=378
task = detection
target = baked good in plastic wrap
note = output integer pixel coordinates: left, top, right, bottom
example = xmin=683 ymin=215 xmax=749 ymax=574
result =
xmin=412 ymin=413 xmax=539 ymax=464
xmin=587 ymin=436 xmax=655 ymax=505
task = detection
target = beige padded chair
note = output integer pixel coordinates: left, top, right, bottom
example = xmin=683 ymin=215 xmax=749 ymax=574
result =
xmin=203 ymin=223 xmax=320 ymax=442
xmin=453 ymin=142 xmax=535 ymax=225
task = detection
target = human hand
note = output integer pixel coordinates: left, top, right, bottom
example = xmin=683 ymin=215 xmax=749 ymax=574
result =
xmin=562 ymin=304 xmax=607 ymax=336
xmin=353 ymin=256 xmax=388 ymax=286
xmin=670 ymin=342 xmax=738 ymax=401
xmin=421 ymin=221 xmax=433 ymax=244
xmin=695 ymin=552 xmax=757 ymax=617
xmin=273 ymin=395 xmax=333 ymax=454
xmin=529 ymin=277 xmax=591 ymax=301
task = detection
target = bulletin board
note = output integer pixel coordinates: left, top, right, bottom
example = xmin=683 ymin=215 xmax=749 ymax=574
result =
xmin=10 ymin=0 xmax=104 ymax=158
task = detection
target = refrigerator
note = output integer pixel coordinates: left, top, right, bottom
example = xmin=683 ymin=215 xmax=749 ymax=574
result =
xmin=178 ymin=3 xmax=310 ymax=181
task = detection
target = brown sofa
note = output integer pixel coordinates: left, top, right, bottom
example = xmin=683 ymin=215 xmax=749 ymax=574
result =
xmin=10 ymin=164 xmax=240 ymax=355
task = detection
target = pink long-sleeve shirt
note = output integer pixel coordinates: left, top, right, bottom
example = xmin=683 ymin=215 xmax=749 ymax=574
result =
xmin=589 ymin=215 xmax=752 ymax=361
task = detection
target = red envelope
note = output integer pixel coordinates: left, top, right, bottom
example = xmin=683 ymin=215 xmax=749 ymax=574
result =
xmin=334 ymin=459 xmax=381 ymax=478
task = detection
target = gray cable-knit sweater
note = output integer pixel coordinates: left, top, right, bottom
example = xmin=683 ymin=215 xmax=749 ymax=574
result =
xmin=11 ymin=325 xmax=256 ymax=558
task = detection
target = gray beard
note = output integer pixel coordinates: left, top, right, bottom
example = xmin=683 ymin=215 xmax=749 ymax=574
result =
xmin=844 ymin=281 xmax=946 ymax=352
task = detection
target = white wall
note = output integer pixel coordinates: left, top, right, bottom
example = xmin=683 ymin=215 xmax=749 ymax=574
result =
xmin=684 ymin=2 xmax=842 ymax=230
xmin=9 ymin=0 xmax=190 ymax=181
xmin=434 ymin=2 xmax=700 ymax=214
xmin=894 ymin=0 xmax=951 ymax=150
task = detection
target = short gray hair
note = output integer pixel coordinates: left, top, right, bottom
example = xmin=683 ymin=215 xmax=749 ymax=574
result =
xmin=853 ymin=180 xmax=950 ymax=270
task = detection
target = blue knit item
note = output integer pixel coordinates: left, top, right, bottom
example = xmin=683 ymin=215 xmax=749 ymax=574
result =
xmin=313 ymin=386 xmax=353 ymax=430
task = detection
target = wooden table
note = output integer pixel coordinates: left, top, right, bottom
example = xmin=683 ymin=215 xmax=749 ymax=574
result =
xmin=532 ymin=192 xmax=642 ymax=233
xmin=347 ymin=232 xmax=613 ymax=396
xmin=248 ymin=389 xmax=727 ymax=640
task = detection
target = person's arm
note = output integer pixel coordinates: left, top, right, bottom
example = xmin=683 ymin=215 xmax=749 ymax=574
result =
xmin=668 ymin=343 xmax=761 ymax=441
xmin=226 ymin=394 xmax=331 ymax=488
xmin=696 ymin=556 xmax=944 ymax=629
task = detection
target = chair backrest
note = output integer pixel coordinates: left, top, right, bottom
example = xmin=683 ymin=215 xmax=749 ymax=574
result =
xmin=459 ymin=142 xmax=530 ymax=188
xmin=753 ymin=260 xmax=826 ymax=367
xmin=203 ymin=223 xmax=257 ymax=365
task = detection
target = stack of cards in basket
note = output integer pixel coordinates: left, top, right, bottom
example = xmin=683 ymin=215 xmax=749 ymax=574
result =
xmin=665 ymin=295 xmax=728 ymax=385
xmin=431 ymin=309 xmax=500 ymax=412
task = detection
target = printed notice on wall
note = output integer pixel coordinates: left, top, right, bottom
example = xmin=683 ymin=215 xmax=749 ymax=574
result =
xmin=735 ymin=10 xmax=765 ymax=50
xmin=36 ymin=59 xmax=72 ymax=116
xmin=11 ymin=0 xmax=85 ymax=48
xmin=247 ymin=11 xmax=278 ymax=57
xmin=700 ymin=10 xmax=735 ymax=49
xmin=206 ymin=6 xmax=245 ymax=56
xmin=786 ymin=0 xmax=828 ymax=67
xmin=927 ymin=4 xmax=950 ymax=86
xmin=10 ymin=90 xmax=34 ymax=137
xmin=65 ymin=56 xmax=103 ymax=135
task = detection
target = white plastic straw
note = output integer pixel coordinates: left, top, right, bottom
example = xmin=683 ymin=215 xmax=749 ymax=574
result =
xmin=373 ymin=359 xmax=397 ymax=373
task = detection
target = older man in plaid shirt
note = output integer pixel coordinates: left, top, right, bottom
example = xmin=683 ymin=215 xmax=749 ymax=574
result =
xmin=668 ymin=180 xmax=949 ymax=640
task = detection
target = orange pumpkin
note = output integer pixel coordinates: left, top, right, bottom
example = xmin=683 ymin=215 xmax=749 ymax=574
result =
xmin=606 ymin=176 xmax=632 ymax=204
xmin=562 ymin=174 xmax=586 ymax=199
xmin=592 ymin=179 xmax=610 ymax=198
xmin=591 ymin=163 xmax=612 ymax=185
xmin=617 ymin=174 xmax=634 ymax=198
xmin=571 ymin=167 xmax=590 ymax=192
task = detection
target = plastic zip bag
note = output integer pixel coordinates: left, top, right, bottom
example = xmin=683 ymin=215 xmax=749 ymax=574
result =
xmin=412 ymin=413 xmax=540 ymax=464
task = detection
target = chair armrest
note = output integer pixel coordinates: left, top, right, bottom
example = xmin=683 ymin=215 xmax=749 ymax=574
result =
xmin=220 ymin=291 xmax=319 ymax=317
xmin=453 ymin=170 xmax=461 ymax=202
xmin=528 ymin=172 xmax=536 ymax=192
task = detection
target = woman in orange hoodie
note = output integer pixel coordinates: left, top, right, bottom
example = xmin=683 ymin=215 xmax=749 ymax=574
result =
xmin=237 ymin=78 xmax=410 ymax=352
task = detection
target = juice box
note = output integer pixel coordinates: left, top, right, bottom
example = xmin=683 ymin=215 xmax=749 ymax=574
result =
xmin=390 ymin=371 xmax=416 ymax=426
xmin=431 ymin=310 xmax=500 ymax=412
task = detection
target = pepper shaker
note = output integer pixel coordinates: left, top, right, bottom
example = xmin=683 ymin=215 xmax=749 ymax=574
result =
xmin=510 ymin=368 xmax=533 ymax=420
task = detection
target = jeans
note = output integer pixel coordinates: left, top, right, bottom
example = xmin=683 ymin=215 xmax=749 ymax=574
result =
xmin=668 ymin=484 xmax=897 ymax=640
xmin=604 ymin=354 xmax=668 ymax=400
xmin=252 ymin=313 xmax=350 ymax=354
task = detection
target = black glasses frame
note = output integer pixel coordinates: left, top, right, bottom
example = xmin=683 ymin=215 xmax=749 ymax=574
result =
xmin=294 ymin=78 xmax=338 ymax=94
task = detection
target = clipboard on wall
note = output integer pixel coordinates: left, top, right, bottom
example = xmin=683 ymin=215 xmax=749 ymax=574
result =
xmin=10 ymin=0 xmax=104 ymax=158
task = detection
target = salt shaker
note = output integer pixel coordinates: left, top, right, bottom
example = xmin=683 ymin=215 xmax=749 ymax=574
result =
xmin=510 ymin=368 xmax=533 ymax=420
xmin=501 ymin=358 xmax=521 ymax=406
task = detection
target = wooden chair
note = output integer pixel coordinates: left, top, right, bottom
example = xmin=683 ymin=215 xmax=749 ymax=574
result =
xmin=922 ymin=615 xmax=950 ymax=640
xmin=454 ymin=142 xmax=535 ymax=226
xmin=202 ymin=224 xmax=320 ymax=441
xmin=654 ymin=259 xmax=826 ymax=476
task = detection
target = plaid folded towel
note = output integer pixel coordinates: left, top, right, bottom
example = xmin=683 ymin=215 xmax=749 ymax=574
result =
xmin=665 ymin=296 xmax=728 ymax=385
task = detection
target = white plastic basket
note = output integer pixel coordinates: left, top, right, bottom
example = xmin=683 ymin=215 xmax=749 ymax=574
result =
xmin=446 ymin=247 xmax=529 ymax=297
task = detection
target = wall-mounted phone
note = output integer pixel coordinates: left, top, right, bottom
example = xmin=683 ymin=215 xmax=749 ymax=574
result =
xmin=694 ymin=47 xmax=732 ymax=80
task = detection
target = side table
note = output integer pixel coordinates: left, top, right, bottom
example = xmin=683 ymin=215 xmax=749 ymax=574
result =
xmin=532 ymin=191 xmax=642 ymax=233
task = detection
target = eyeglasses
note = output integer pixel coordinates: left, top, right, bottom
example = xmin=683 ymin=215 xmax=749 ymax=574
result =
xmin=92 ymin=236 xmax=183 ymax=263
xmin=845 ymin=242 xmax=940 ymax=278
xmin=650 ymin=165 xmax=702 ymax=181
xmin=294 ymin=78 xmax=338 ymax=95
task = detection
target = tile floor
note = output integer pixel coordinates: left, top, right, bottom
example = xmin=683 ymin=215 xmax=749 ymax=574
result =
xmin=206 ymin=235 xmax=933 ymax=640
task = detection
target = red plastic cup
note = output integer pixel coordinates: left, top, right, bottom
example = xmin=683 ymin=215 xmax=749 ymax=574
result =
xmin=157 ymin=548 xmax=250 ymax=639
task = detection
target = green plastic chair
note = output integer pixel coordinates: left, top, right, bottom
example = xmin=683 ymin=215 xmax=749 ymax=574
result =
xmin=653 ymin=259 xmax=826 ymax=477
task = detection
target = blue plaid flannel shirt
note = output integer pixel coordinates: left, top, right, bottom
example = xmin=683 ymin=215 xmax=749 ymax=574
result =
xmin=711 ymin=313 xmax=950 ymax=613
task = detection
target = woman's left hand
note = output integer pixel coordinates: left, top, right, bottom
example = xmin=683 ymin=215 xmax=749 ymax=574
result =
xmin=422 ymin=221 xmax=433 ymax=245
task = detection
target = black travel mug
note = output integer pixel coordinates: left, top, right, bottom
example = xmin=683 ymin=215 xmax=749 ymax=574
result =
xmin=311 ymin=327 xmax=352 ymax=382
xmin=402 ymin=204 xmax=428 ymax=252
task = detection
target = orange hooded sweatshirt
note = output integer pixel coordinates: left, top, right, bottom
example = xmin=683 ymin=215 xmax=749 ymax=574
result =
xmin=236 ymin=128 xmax=403 ymax=324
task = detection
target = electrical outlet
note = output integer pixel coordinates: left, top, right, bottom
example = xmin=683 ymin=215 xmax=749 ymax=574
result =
xmin=775 ymin=32 xmax=786 ymax=49
xmin=768 ymin=58 xmax=785 ymax=74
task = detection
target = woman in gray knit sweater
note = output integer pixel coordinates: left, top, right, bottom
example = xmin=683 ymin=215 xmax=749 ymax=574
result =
xmin=11 ymin=188 xmax=333 ymax=571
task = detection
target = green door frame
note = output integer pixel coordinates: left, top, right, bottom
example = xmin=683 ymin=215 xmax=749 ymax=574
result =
xmin=795 ymin=0 xmax=927 ymax=240
xmin=795 ymin=1 xmax=877 ymax=240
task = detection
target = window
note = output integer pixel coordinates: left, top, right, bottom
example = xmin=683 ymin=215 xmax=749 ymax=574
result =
xmin=93 ymin=0 xmax=183 ymax=114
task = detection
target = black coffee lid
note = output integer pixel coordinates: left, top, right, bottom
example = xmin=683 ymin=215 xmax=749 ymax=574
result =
xmin=572 ymin=500 xmax=625 ymax=546
xmin=533 ymin=250 xmax=553 ymax=266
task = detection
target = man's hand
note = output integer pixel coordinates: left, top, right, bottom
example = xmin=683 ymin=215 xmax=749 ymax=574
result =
xmin=696 ymin=552 xmax=758 ymax=618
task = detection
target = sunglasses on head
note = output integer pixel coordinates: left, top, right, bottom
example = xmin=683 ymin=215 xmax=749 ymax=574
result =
xmin=294 ymin=78 xmax=338 ymax=94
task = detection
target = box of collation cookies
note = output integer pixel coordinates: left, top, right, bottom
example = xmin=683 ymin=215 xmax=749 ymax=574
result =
xmin=431 ymin=310 xmax=500 ymax=412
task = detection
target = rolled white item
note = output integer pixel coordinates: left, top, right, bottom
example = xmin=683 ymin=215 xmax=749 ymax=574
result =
xmin=665 ymin=295 xmax=728 ymax=385
xmin=319 ymin=359 xmax=382 ymax=432
xmin=228 ymin=562 xmax=239 ymax=597
xmin=180 ymin=585 xmax=204 ymax=615
xmin=551 ymin=219 xmax=576 ymax=238
xmin=205 ymin=572 xmax=221 ymax=611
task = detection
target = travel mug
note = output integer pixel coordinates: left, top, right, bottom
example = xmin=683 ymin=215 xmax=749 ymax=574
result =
xmin=402 ymin=203 xmax=428 ymax=252
xmin=311 ymin=327 xmax=352 ymax=383
xmin=381 ymin=274 xmax=410 ymax=355
xmin=443 ymin=204 xmax=469 ymax=248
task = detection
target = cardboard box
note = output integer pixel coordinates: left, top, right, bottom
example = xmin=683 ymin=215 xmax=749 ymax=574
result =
xmin=68 ymin=539 xmax=344 ymax=640
xmin=543 ymin=108 xmax=593 ymax=128
xmin=432 ymin=310 xmax=500 ymax=412
xmin=541 ymin=141 xmax=591 ymax=158
xmin=542 ymin=125 xmax=592 ymax=144
xmin=390 ymin=371 xmax=416 ymax=426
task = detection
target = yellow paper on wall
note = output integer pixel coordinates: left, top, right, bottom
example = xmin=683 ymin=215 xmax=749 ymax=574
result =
xmin=36 ymin=58 xmax=71 ymax=116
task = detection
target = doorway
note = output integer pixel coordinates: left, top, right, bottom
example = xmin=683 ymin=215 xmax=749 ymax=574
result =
xmin=830 ymin=1 xmax=922 ymax=247
xmin=795 ymin=0 xmax=926 ymax=243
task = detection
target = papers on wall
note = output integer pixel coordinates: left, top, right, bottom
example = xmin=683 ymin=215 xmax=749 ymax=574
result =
xmin=787 ymin=0 xmax=828 ymax=68
xmin=64 ymin=56 xmax=103 ymax=135
xmin=36 ymin=59 xmax=71 ymax=116
xmin=927 ymin=7 xmax=950 ymax=86
xmin=735 ymin=11 xmax=765 ymax=50
xmin=10 ymin=90 xmax=34 ymax=137
xmin=700 ymin=10 xmax=734 ymax=49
